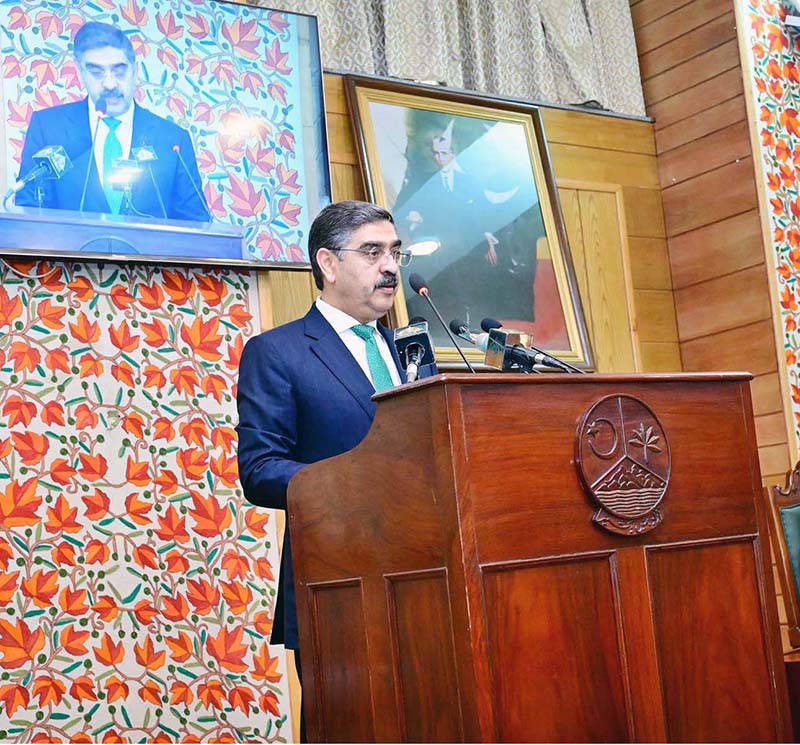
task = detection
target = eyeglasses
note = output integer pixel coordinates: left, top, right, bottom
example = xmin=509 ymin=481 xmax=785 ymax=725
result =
xmin=335 ymin=247 xmax=412 ymax=267
xmin=81 ymin=62 xmax=132 ymax=82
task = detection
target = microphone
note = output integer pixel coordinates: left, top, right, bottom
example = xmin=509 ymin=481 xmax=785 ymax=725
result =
xmin=172 ymin=144 xmax=212 ymax=221
xmin=476 ymin=318 xmax=585 ymax=375
xmin=79 ymin=104 xmax=107 ymax=213
xmin=4 ymin=145 xmax=73 ymax=205
xmin=408 ymin=274 xmax=475 ymax=373
xmin=449 ymin=318 xmax=476 ymax=344
xmin=394 ymin=320 xmax=435 ymax=383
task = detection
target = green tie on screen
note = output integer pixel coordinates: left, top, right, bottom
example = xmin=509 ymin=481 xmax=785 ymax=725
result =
xmin=351 ymin=324 xmax=394 ymax=392
xmin=103 ymin=117 xmax=123 ymax=214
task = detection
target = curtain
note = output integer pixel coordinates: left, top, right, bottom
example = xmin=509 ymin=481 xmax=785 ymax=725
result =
xmin=263 ymin=0 xmax=646 ymax=116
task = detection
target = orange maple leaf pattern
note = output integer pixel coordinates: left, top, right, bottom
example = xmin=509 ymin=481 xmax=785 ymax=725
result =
xmin=0 ymin=261 xmax=283 ymax=739
xmin=752 ymin=0 xmax=800 ymax=449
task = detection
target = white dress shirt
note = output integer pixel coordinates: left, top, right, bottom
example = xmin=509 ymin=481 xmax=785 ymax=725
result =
xmin=315 ymin=297 xmax=401 ymax=388
xmin=87 ymin=98 xmax=134 ymax=183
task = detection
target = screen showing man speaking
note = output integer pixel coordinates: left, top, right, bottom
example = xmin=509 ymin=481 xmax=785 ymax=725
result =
xmin=0 ymin=1 xmax=330 ymax=265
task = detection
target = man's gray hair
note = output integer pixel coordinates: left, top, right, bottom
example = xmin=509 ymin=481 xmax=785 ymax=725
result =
xmin=74 ymin=21 xmax=135 ymax=65
xmin=308 ymin=200 xmax=394 ymax=290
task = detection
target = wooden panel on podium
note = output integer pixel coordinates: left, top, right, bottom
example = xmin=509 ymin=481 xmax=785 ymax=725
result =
xmin=288 ymin=373 xmax=792 ymax=742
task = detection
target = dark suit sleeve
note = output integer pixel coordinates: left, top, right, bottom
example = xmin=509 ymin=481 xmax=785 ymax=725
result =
xmin=169 ymin=126 xmax=210 ymax=222
xmin=236 ymin=333 xmax=306 ymax=511
xmin=15 ymin=111 xmax=51 ymax=208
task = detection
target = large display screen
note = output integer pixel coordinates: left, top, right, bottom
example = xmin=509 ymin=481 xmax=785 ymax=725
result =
xmin=0 ymin=0 xmax=330 ymax=266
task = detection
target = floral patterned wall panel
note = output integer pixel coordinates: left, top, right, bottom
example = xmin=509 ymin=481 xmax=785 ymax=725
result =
xmin=0 ymin=261 xmax=290 ymax=743
xmin=0 ymin=0 xmax=320 ymax=262
xmin=741 ymin=0 xmax=800 ymax=449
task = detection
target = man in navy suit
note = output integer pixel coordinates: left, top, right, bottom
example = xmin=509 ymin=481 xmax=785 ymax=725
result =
xmin=236 ymin=201 xmax=435 ymax=687
xmin=16 ymin=21 xmax=208 ymax=222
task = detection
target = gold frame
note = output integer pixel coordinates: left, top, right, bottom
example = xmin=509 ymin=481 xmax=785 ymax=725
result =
xmin=346 ymin=75 xmax=593 ymax=368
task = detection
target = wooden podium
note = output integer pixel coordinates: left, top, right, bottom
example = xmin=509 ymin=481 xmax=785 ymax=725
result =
xmin=287 ymin=373 xmax=791 ymax=742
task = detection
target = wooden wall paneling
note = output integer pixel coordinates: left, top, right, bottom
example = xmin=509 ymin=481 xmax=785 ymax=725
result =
xmin=634 ymin=289 xmax=679 ymax=343
xmin=656 ymin=95 xmax=747 ymax=153
xmin=757 ymin=411 xmax=792 ymax=447
xmin=634 ymin=0 xmax=735 ymax=57
xmin=660 ymin=157 xmax=758 ymax=236
xmin=657 ymin=119 xmax=752 ymax=189
xmin=622 ymin=186 xmax=667 ymax=238
xmin=262 ymin=269 xmax=315 ymax=327
xmin=323 ymin=72 xmax=348 ymax=114
xmin=576 ymin=189 xmax=638 ymax=372
xmin=326 ymin=113 xmax=360 ymax=166
xmin=669 ymin=209 xmax=764 ymax=289
xmin=549 ymin=143 xmax=660 ymax=188
xmin=648 ymin=68 xmax=744 ymax=131
xmin=680 ymin=319 xmax=778 ymax=373
xmin=760 ymin=442 xmax=791 ymax=479
xmin=630 ymin=0 xmax=695 ymax=30
xmin=640 ymin=341 xmax=682 ymax=371
xmin=752 ymin=373 xmax=786 ymax=417
xmin=674 ymin=264 xmax=773 ymax=341
xmin=256 ymin=270 xmax=274 ymax=331
xmin=638 ymin=10 xmax=737 ymax=82
xmin=330 ymin=162 xmax=365 ymax=202
xmin=628 ymin=237 xmax=672 ymax=289
xmin=540 ymin=108 xmax=655 ymax=154
xmin=643 ymin=38 xmax=741 ymax=106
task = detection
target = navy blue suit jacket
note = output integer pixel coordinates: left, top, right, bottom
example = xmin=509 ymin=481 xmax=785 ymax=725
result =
xmin=16 ymin=99 xmax=209 ymax=222
xmin=236 ymin=304 xmax=436 ymax=648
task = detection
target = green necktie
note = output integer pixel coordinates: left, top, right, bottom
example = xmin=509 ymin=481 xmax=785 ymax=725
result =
xmin=102 ymin=117 xmax=123 ymax=214
xmin=351 ymin=324 xmax=394 ymax=392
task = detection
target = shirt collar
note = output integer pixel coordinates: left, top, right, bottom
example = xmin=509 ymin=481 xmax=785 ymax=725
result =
xmin=87 ymin=97 xmax=135 ymax=128
xmin=316 ymin=296 xmax=377 ymax=334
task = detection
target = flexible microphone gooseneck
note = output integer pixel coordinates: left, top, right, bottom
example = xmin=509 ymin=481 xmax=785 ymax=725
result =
xmin=79 ymin=105 xmax=106 ymax=213
xmin=408 ymin=274 xmax=475 ymax=373
xmin=172 ymin=144 xmax=212 ymax=221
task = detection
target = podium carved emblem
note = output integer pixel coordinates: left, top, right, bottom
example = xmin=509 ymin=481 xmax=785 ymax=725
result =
xmin=576 ymin=395 xmax=670 ymax=536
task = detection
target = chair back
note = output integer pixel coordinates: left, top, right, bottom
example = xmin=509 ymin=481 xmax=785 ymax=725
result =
xmin=767 ymin=461 xmax=800 ymax=648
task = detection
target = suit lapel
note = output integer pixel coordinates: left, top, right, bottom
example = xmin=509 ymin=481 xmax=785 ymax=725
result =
xmin=304 ymin=306 xmax=376 ymax=418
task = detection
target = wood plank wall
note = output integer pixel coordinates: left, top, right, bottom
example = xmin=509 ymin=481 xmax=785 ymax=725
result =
xmin=630 ymin=0 xmax=791 ymax=488
xmin=266 ymin=73 xmax=680 ymax=374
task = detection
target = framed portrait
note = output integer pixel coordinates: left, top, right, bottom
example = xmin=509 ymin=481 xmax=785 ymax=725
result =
xmin=345 ymin=74 xmax=593 ymax=369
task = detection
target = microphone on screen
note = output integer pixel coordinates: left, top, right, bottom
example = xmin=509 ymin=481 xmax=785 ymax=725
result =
xmin=79 ymin=103 xmax=107 ymax=213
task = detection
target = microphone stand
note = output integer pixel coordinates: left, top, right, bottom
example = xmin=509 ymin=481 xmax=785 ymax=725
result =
xmin=416 ymin=291 xmax=475 ymax=373
xmin=80 ymin=110 xmax=105 ymax=214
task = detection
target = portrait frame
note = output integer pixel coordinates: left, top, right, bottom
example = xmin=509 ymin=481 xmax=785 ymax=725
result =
xmin=345 ymin=74 xmax=593 ymax=369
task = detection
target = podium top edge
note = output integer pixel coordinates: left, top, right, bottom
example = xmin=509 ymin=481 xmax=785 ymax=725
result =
xmin=373 ymin=371 xmax=754 ymax=399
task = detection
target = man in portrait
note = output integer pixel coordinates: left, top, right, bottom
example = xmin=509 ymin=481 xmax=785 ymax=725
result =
xmin=392 ymin=112 xmax=542 ymax=335
xmin=15 ymin=21 xmax=209 ymax=222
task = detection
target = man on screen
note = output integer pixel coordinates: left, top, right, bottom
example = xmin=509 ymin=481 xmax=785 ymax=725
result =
xmin=15 ymin=21 xmax=209 ymax=222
